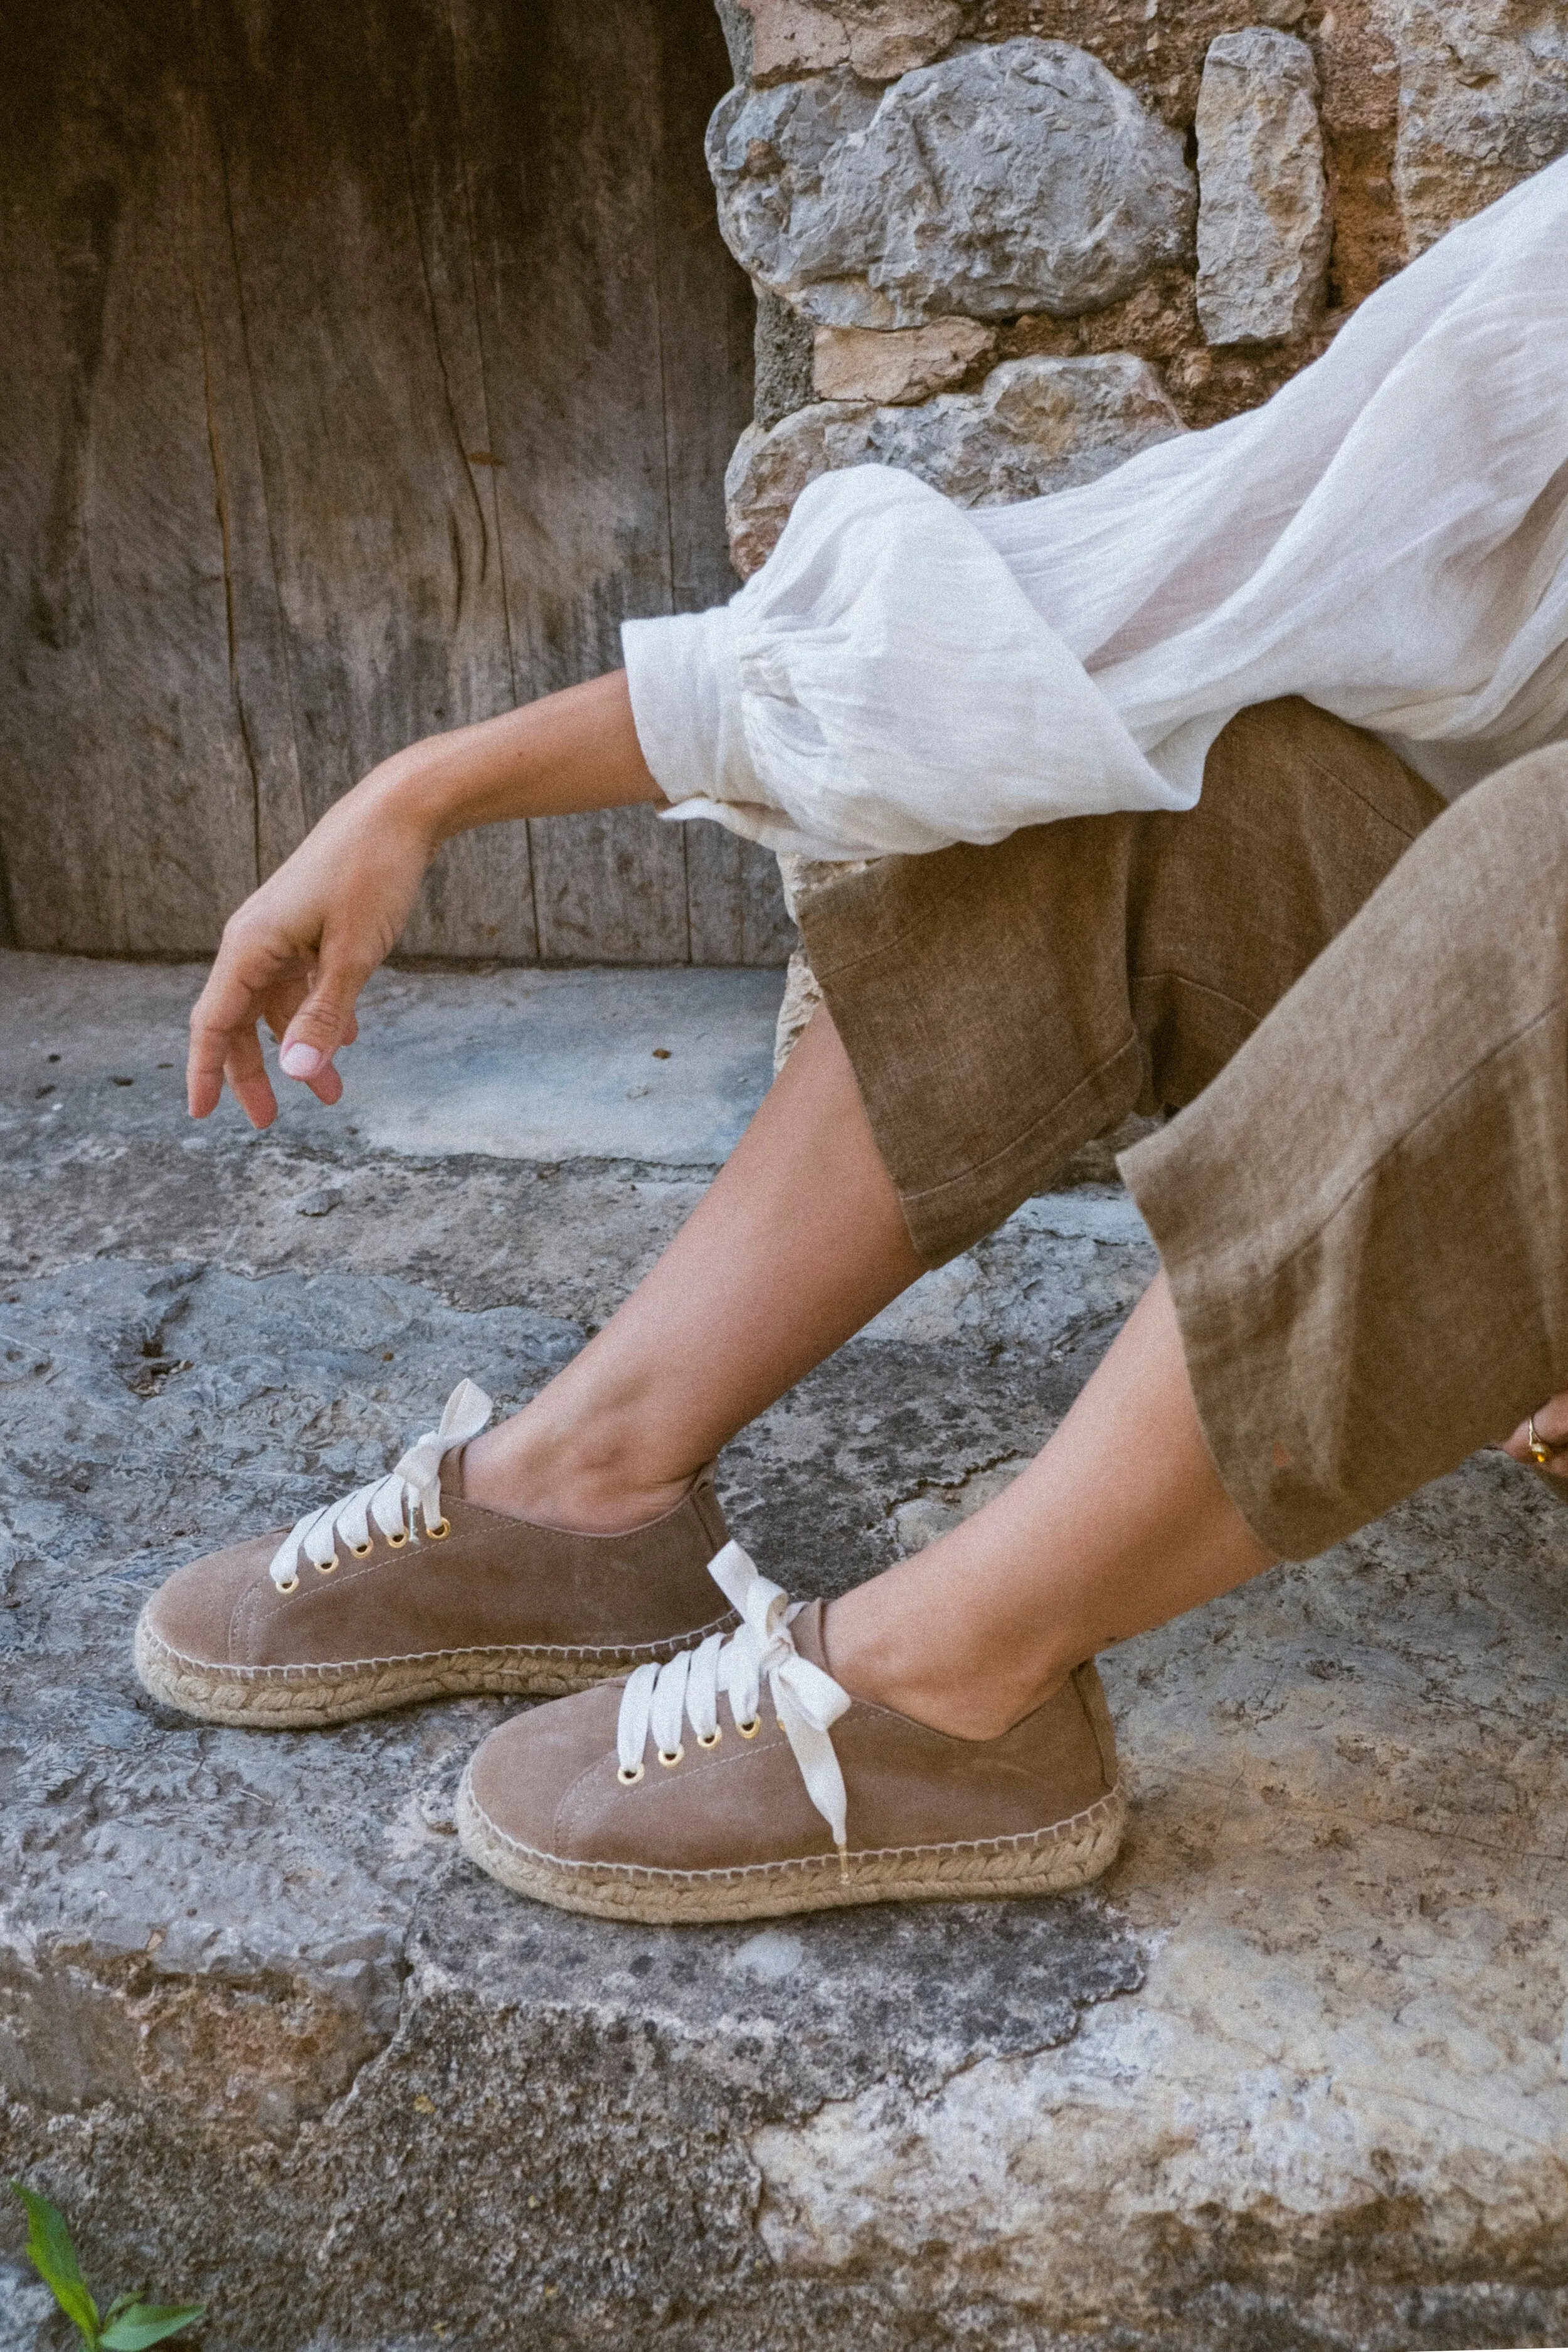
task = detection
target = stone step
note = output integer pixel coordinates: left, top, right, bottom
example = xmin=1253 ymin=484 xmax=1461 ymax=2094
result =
xmin=3 ymin=952 xmax=1567 ymax=2350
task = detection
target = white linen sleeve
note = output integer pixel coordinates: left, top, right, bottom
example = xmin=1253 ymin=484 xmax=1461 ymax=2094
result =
xmin=622 ymin=465 xmax=1186 ymax=863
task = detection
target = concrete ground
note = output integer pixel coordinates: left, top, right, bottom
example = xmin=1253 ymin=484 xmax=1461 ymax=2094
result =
xmin=2 ymin=946 xmax=1567 ymax=2352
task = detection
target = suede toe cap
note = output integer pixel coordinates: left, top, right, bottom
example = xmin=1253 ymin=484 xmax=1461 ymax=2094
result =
xmin=465 ymin=1682 xmax=627 ymax=1857
xmin=138 ymin=1534 xmax=285 ymax=1667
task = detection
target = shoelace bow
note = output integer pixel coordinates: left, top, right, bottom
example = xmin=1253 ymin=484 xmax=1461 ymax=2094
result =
xmin=615 ymin=1540 xmax=853 ymax=1860
xmin=268 ymin=1379 xmax=493 ymax=1592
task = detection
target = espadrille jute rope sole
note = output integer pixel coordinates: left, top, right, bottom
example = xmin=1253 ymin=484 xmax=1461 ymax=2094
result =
xmin=133 ymin=1610 xmax=738 ymax=1730
xmin=454 ymin=1769 xmax=1126 ymax=1923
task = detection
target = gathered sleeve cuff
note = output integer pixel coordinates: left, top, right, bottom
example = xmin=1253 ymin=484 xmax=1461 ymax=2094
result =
xmin=623 ymin=465 xmax=1186 ymax=863
xmin=623 ymin=596 xmax=869 ymax=862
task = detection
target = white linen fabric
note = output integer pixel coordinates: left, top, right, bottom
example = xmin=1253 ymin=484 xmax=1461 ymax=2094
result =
xmin=622 ymin=156 xmax=1568 ymax=862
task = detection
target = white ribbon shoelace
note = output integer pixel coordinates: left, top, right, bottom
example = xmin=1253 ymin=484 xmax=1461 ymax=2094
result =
xmin=268 ymin=1379 xmax=494 ymax=1591
xmin=615 ymin=1540 xmax=853 ymax=1858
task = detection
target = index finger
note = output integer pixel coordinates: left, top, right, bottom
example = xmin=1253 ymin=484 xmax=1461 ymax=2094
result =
xmin=188 ymin=945 xmax=287 ymax=1127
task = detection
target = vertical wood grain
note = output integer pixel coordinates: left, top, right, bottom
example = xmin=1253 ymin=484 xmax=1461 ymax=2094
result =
xmin=0 ymin=0 xmax=778 ymax=961
xmin=0 ymin=0 xmax=260 ymax=954
xmin=455 ymin=0 xmax=691 ymax=962
xmin=652 ymin=0 xmax=792 ymax=968
xmin=196 ymin=0 xmax=537 ymax=957
xmin=685 ymin=824 xmax=798 ymax=966
xmin=650 ymin=0 xmax=759 ymax=622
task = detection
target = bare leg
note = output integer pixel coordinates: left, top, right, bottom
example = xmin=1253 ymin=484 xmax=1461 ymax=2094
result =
xmin=462 ymin=1007 xmax=924 ymax=1530
xmin=465 ymin=1004 xmax=1274 ymax=1742
xmin=824 ymin=1271 xmax=1275 ymax=1739
xmin=192 ymin=663 xmax=1276 ymax=1733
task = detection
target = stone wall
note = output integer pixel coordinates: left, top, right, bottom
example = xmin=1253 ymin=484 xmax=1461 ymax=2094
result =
xmin=709 ymin=0 xmax=1568 ymax=1057
xmin=719 ymin=0 xmax=1567 ymax=455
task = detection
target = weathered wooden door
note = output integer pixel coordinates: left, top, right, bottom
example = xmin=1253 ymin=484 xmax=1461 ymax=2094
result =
xmin=0 ymin=0 xmax=788 ymax=963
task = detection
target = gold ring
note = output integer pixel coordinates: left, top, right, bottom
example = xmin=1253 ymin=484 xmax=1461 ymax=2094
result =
xmin=1527 ymin=1412 xmax=1565 ymax=1464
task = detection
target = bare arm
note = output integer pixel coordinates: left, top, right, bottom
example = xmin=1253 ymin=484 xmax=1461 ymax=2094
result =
xmin=188 ymin=671 xmax=661 ymax=1129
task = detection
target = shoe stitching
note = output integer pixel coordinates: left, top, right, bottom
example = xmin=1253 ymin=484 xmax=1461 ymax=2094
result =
xmin=231 ymin=1582 xmax=260 ymax=1669
xmin=473 ymin=1784 xmax=1125 ymax=1885
xmin=141 ymin=1608 xmax=740 ymax=1682
xmin=448 ymin=1483 xmax=718 ymax=1544
xmin=552 ymin=1727 xmax=1103 ymax=1863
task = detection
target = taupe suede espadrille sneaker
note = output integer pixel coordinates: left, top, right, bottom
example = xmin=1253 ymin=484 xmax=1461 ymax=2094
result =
xmin=135 ymin=1380 xmax=736 ymax=1730
xmin=456 ymin=1540 xmax=1125 ymax=1924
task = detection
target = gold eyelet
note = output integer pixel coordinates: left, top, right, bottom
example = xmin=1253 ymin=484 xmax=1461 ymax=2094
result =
xmin=315 ymin=1554 xmax=339 ymax=1576
xmin=386 ymin=1530 xmax=409 ymax=1548
xmin=658 ymin=1744 xmax=684 ymax=1769
xmin=277 ymin=1574 xmax=300 ymax=1595
xmin=736 ymin=1716 xmax=760 ymax=1740
xmin=617 ymin=1762 xmax=645 ymax=1786
xmin=696 ymin=1727 xmax=721 ymax=1749
xmin=350 ymin=1542 xmax=374 ymax=1559
xmin=426 ymin=1517 xmax=451 ymax=1541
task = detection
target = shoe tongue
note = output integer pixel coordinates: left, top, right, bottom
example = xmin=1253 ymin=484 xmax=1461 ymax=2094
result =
xmin=442 ymin=1445 xmax=468 ymax=1502
xmin=788 ymin=1597 xmax=830 ymax=1671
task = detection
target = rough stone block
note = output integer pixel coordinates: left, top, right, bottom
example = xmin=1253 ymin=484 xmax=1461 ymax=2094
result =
xmin=755 ymin=285 xmax=818 ymax=428
xmin=1195 ymin=28 xmax=1332 ymax=346
xmin=707 ymin=38 xmax=1195 ymax=329
xmin=739 ymin=0 xmax=849 ymax=80
xmin=725 ymin=352 xmax=1185 ymax=575
xmin=9 ymin=953 xmax=1568 ymax=2346
xmin=773 ymin=941 xmax=826 ymax=1070
xmin=812 ymin=316 xmax=996 ymax=403
xmin=737 ymin=1 xmax=966 ymax=87
xmin=1389 ymin=0 xmax=1568 ymax=253
xmin=0 ymin=2259 xmax=54 ymax=2346
xmin=842 ymin=0 xmax=964 ymax=81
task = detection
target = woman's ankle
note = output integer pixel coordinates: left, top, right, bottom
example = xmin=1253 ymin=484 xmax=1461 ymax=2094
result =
xmin=821 ymin=1592 xmax=1067 ymax=1742
xmin=459 ymin=1411 xmax=699 ymax=1535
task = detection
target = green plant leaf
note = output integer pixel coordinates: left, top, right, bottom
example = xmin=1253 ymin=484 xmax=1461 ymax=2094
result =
xmin=100 ymin=2304 xmax=207 ymax=2350
xmin=9 ymin=2182 xmax=101 ymax=2346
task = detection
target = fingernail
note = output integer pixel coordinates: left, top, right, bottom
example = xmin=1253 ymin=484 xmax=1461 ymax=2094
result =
xmin=280 ymin=1042 xmax=324 ymax=1079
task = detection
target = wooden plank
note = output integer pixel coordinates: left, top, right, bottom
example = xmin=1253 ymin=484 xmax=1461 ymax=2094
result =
xmin=0 ymin=0 xmax=260 ymax=954
xmin=0 ymin=0 xmax=770 ymax=961
xmin=686 ymin=824 xmax=797 ymax=967
xmin=196 ymin=0 xmax=537 ymax=958
xmin=650 ymin=0 xmax=758 ymax=622
xmin=523 ymin=806 xmax=683 ymax=967
xmin=181 ymin=51 xmax=311 ymax=895
xmin=650 ymin=0 xmax=792 ymax=967
xmin=0 ymin=3 xmax=115 ymax=951
xmin=455 ymin=0 xmax=691 ymax=961
xmin=0 ymin=19 xmax=113 ymax=951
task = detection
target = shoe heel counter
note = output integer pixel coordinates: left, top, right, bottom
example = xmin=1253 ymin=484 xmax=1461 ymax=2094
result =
xmin=689 ymin=1464 xmax=731 ymax=1558
xmin=1070 ymin=1660 xmax=1118 ymax=1794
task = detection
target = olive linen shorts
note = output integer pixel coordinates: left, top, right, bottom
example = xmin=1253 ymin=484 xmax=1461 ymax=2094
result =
xmin=795 ymin=698 xmax=1568 ymax=1559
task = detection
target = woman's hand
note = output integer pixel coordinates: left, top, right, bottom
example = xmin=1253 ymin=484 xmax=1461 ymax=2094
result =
xmin=1503 ymin=1391 xmax=1568 ymax=1476
xmin=187 ymin=673 xmax=661 ymax=1128
xmin=187 ymin=776 xmax=435 ymax=1129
